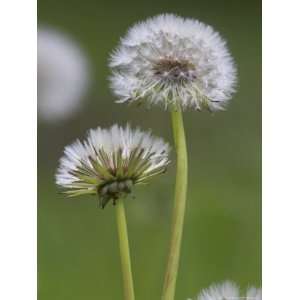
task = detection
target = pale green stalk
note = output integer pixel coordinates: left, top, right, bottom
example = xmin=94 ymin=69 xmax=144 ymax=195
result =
xmin=115 ymin=200 xmax=135 ymax=300
xmin=162 ymin=108 xmax=188 ymax=300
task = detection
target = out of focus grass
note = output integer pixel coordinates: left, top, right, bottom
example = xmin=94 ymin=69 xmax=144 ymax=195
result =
xmin=38 ymin=0 xmax=261 ymax=299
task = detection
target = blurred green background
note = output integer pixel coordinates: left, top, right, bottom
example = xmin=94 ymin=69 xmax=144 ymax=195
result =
xmin=38 ymin=0 xmax=261 ymax=299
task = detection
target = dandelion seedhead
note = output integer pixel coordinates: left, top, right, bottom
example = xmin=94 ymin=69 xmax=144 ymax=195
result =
xmin=38 ymin=27 xmax=90 ymax=122
xmin=109 ymin=14 xmax=237 ymax=111
xmin=56 ymin=124 xmax=170 ymax=208
xmin=190 ymin=281 xmax=261 ymax=300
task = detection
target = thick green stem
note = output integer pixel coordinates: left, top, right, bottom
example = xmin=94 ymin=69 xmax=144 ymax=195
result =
xmin=115 ymin=200 xmax=135 ymax=300
xmin=162 ymin=109 xmax=188 ymax=300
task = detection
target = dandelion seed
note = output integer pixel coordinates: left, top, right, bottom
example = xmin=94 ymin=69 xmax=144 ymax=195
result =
xmin=109 ymin=14 xmax=237 ymax=111
xmin=56 ymin=124 xmax=170 ymax=208
xmin=38 ymin=27 xmax=90 ymax=122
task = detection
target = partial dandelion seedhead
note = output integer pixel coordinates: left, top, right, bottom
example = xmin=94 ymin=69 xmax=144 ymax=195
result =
xmin=56 ymin=125 xmax=170 ymax=208
xmin=191 ymin=281 xmax=261 ymax=300
xmin=38 ymin=27 xmax=90 ymax=122
xmin=109 ymin=14 xmax=237 ymax=111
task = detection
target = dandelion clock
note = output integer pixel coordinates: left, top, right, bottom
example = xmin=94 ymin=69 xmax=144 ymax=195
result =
xmin=56 ymin=124 xmax=170 ymax=300
xmin=38 ymin=27 xmax=90 ymax=122
xmin=109 ymin=14 xmax=237 ymax=300
xmin=191 ymin=281 xmax=262 ymax=300
xmin=56 ymin=124 xmax=170 ymax=208
xmin=109 ymin=14 xmax=236 ymax=111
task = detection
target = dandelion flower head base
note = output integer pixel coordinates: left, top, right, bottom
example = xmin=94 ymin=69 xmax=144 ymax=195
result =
xmin=56 ymin=125 xmax=170 ymax=208
xmin=110 ymin=14 xmax=237 ymax=111
xmin=152 ymin=58 xmax=197 ymax=84
xmin=98 ymin=179 xmax=133 ymax=208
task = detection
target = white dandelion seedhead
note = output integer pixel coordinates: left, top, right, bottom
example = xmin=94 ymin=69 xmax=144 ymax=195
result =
xmin=198 ymin=281 xmax=240 ymax=300
xmin=109 ymin=14 xmax=237 ymax=111
xmin=191 ymin=281 xmax=262 ymax=300
xmin=56 ymin=124 xmax=170 ymax=208
xmin=38 ymin=27 xmax=90 ymax=122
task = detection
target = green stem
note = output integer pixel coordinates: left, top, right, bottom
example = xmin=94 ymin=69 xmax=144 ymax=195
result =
xmin=115 ymin=199 xmax=135 ymax=300
xmin=162 ymin=108 xmax=188 ymax=300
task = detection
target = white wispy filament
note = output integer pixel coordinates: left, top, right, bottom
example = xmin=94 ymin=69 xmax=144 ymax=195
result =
xmin=56 ymin=124 xmax=170 ymax=208
xmin=38 ymin=27 xmax=90 ymax=122
xmin=109 ymin=14 xmax=237 ymax=111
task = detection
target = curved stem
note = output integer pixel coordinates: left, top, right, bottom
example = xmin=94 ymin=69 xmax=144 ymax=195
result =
xmin=162 ymin=108 xmax=188 ymax=300
xmin=115 ymin=200 xmax=135 ymax=300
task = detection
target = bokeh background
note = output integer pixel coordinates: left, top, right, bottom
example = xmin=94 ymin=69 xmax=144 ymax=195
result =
xmin=38 ymin=0 xmax=261 ymax=299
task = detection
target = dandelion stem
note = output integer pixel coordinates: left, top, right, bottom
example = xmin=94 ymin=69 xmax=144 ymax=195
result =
xmin=115 ymin=199 xmax=135 ymax=300
xmin=162 ymin=108 xmax=188 ymax=300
